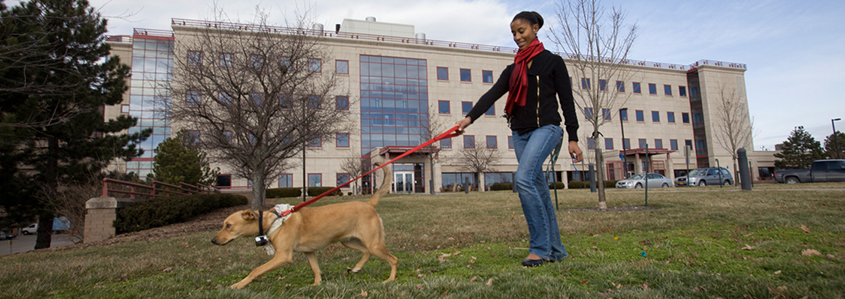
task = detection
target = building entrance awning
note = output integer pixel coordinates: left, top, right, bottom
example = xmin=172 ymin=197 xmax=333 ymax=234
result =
xmin=620 ymin=148 xmax=676 ymax=156
xmin=379 ymin=145 xmax=440 ymax=156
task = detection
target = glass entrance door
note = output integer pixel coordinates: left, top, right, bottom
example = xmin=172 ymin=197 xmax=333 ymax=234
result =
xmin=394 ymin=172 xmax=414 ymax=194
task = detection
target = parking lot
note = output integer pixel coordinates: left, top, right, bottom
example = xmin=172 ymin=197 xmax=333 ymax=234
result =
xmin=0 ymin=233 xmax=76 ymax=255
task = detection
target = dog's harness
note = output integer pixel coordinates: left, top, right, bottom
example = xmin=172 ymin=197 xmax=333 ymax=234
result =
xmin=255 ymin=204 xmax=294 ymax=255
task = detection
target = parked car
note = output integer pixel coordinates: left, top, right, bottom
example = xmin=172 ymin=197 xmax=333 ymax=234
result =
xmin=616 ymin=173 xmax=673 ymax=189
xmin=0 ymin=231 xmax=15 ymax=240
xmin=774 ymin=159 xmax=845 ymax=184
xmin=676 ymin=167 xmax=733 ymax=186
xmin=22 ymin=223 xmax=37 ymax=235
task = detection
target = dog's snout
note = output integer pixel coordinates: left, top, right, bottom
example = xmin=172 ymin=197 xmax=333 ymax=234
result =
xmin=211 ymin=238 xmax=218 ymax=245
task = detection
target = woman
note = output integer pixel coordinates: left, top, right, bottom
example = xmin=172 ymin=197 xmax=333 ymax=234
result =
xmin=456 ymin=11 xmax=583 ymax=267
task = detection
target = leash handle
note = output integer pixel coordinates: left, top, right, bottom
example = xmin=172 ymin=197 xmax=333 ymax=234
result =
xmin=291 ymin=126 xmax=461 ymax=212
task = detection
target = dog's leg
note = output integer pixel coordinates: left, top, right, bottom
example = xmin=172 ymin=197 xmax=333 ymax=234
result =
xmin=304 ymin=252 xmax=322 ymax=286
xmin=342 ymin=239 xmax=372 ymax=273
xmin=230 ymin=253 xmax=293 ymax=289
xmin=368 ymin=243 xmax=398 ymax=283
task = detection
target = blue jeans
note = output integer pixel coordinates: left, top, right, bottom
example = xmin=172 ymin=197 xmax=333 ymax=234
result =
xmin=512 ymin=125 xmax=568 ymax=261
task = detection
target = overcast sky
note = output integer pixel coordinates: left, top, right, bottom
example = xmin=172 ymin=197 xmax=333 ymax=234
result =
xmin=79 ymin=0 xmax=845 ymax=150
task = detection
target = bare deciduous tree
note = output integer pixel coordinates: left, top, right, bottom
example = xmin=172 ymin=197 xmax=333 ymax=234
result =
xmin=339 ymin=151 xmax=365 ymax=197
xmin=548 ymin=0 xmax=637 ymax=209
xmin=455 ymin=140 xmax=502 ymax=192
xmin=163 ymin=11 xmax=350 ymax=210
xmin=713 ymin=84 xmax=753 ymax=180
xmin=421 ymin=108 xmax=451 ymax=194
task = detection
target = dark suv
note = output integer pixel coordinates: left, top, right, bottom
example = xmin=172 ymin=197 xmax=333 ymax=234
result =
xmin=675 ymin=167 xmax=733 ymax=186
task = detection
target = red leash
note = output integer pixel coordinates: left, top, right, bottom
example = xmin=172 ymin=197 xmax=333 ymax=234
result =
xmin=282 ymin=126 xmax=462 ymax=215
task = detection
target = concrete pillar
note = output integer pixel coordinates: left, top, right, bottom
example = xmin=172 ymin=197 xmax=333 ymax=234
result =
xmin=634 ymin=153 xmax=642 ymax=174
xmin=83 ymin=197 xmax=143 ymax=243
xmin=666 ymin=152 xmax=675 ymax=180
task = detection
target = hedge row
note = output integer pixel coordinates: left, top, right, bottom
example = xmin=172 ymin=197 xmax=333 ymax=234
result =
xmin=114 ymin=193 xmax=247 ymax=234
xmin=567 ymin=180 xmax=619 ymax=189
xmin=490 ymin=183 xmax=513 ymax=191
xmin=266 ymin=188 xmax=301 ymax=198
xmin=307 ymin=187 xmax=342 ymax=196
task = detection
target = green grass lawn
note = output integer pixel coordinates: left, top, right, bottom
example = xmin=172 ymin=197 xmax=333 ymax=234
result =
xmin=1 ymin=184 xmax=844 ymax=298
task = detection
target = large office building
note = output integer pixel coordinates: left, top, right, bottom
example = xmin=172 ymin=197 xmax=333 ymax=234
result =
xmin=104 ymin=17 xmax=776 ymax=194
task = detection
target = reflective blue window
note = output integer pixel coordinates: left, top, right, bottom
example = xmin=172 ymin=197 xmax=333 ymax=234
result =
xmin=462 ymin=102 xmax=472 ymax=114
xmin=648 ymin=84 xmax=657 ymax=95
xmin=437 ymin=67 xmax=448 ymax=80
xmin=652 ymin=111 xmax=660 ymax=122
xmin=620 ymin=109 xmax=628 ymax=121
xmin=460 ymin=69 xmax=471 ymax=82
xmin=633 ymin=82 xmax=641 ymax=93
xmin=438 ymin=101 xmax=450 ymax=114
xmin=664 ymin=85 xmax=672 ymax=95
xmin=635 ymin=110 xmax=644 ymax=121
xmin=482 ymin=70 xmax=493 ymax=83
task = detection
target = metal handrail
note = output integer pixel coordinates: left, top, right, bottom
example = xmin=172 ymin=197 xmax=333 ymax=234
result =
xmin=101 ymin=178 xmax=215 ymax=199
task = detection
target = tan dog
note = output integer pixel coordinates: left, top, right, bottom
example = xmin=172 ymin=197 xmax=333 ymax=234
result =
xmin=211 ymin=164 xmax=396 ymax=289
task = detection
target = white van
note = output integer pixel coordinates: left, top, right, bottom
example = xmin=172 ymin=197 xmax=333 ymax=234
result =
xmin=22 ymin=223 xmax=37 ymax=235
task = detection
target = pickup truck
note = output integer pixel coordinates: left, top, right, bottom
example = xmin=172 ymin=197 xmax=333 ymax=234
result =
xmin=774 ymin=159 xmax=845 ymax=183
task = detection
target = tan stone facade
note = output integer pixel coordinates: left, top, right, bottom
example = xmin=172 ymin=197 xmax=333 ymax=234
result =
xmin=105 ymin=18 xmax=776 ymax=194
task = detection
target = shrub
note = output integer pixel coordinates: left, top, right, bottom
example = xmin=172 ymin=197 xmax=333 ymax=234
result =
xmin=347 ymin=192 xmax=353 ymax=196
xmin=307 ymin=187 xmax=341 ymax=196
xmin=114 ymin=193 xmax=247 ymax=234
xmin=266 ymin=188 xmax=301 ymax=198
xmin=605 ymin=180 xmax=619 ymax=188
xmin=568 ymin=181 xmax=584 ymax=189
xmin=548 ymin=182 xmax=565 ymax=189
xmin=490 ymin=183 xmax=513 ymax=191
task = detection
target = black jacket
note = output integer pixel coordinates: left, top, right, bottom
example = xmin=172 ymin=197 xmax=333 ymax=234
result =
xmin=467 ymin=50 xmax=579 ymax=141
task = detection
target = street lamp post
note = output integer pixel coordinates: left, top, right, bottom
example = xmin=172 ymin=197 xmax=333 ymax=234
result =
xmin=619 ymin=108 xmax=628 ymax=179
xmin=833 ymin=118 xmax=842 ymax=159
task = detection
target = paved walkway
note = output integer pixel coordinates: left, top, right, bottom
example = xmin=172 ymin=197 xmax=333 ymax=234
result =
xmin=0 ymin=233 xmax=76 ymax=255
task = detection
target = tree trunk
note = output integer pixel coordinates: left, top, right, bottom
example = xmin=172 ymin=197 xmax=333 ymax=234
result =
xmin=34 ymin=211 xmax=54 ymax=249
xmin=251 ymin=169 xmax=265 ymax=211
xmin=429 ymin=154 xmax=436 ymax=194
xmin=36 ymin=136 xmax=60 ymax=249
xmin=478 ymin=172 xmax=485 ymax=192
xmin=595 ymin=144 xmax=607 ymax=209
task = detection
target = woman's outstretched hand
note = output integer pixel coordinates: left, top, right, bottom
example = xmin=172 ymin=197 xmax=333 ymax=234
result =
xmin=569 ymin=141 xmax=583 ymax=162
xmin=455 ymin=116 xmax=472 ymax=134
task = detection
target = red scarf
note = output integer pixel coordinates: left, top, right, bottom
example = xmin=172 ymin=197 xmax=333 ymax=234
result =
xmin=505 ymin=38 xmax=545 ymax=114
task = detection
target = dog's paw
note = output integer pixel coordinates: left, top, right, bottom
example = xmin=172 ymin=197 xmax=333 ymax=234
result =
xmin=230 ymin=282 xmax=247 ymax=289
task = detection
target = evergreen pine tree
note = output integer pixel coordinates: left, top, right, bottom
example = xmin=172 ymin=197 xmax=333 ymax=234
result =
xmin=823 ymin=131 xmax=845 ymax=159
xmin=774 ymin=126 xmax=824 ymax=169
xmin=0 ymin=0 xmax=150 ymax=249
xmin=150 ymin=132 xmax=219 ymax=186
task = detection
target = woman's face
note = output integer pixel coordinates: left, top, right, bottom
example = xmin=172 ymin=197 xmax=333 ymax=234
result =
xmin=511 ymin=18 xmax=539 ymax=50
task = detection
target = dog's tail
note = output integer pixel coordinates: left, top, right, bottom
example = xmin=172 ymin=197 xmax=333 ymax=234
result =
xmin=368 ymin=162 xmax=392 ymax=207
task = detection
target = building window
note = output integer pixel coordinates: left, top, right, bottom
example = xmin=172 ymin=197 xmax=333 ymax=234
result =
xmin=652 ymin=111 xmax=660 ymax=122
xmin=337 ymin=173 xmax=350 ymax=186
xmin=648 ymin=83 xmax=657 ymax=95
xmin=581 ymin=78 xmax=591 ymax=90
xmin=336 ymin=60 xmax=349 ymax=74
xmin=667 ymin=112 xmax=676 ymax=123
xmin=508 ymin=136 xmax=514 ymax=149
xmin=670 ymin=139 xmax=679 ymax=150
xmin=462 ymin=101 xmax=472 ymax=114
xmin=219 ymin=53 xmax=233 ymax=68
xmin=439 ymin=100 xmax=450 ymax=114
xmin=250 ymin=54 xmax=264 ymax=69
xmin=654 ymin=139 xmax=664 ymax=149
xmin=218 ymin=91 xmax=232 ymax=105
xmin=279 ymin=95 xmax=292 ymax=108
xmin=441 ymin=138 xmax=452 ymax=148
xmin=251 ymin=93 xmax=264 ymax=106
xmin=664 ymin=84 xmax=672 ymax=96
xmin=186 ymin=91 xmax=201 ymax=106
xmin=602 ymin=108 xmax=611 ymax=120
xmin=605 ymin=138 xmax=614 ymax=150
xmin=308 ymin=58 xmax=321 ymax=72
xmin=682 ymin=112 xmax=690 ymax=123
xmin=485 ymin=104 xmax=495 ymax=116
xmin=336 ymin=96 xmax=349 ymax=110
xmin=308 ymin=136 xmax=321 ymax=147
xmin=616 ymin=81 xmax=625 ymax=92
xmin=279 ymin=174 xmax=293 ymax=188
xmin=187 ymin=51 xmax=202 ymax=66
xmin=599 ymin=79 xmax=607 ymax=91
xmin=587 ymin=138 xmax=596 ymax=149
xmin=679 ymin=86 xmax=687 ymax=97
xmin=633 ymin=82 xmax=641 ymax=93
xmin=584 ymin=108 xmax=593 ymax=119
xmin=486 ymin=136 xmax=497 ymax=149
xmin=336 ymin=133 xmax=349 ymax=147
xmin=623 ymin=138 xmax=630 ymax=150
xmin=685 ymin=140 xmax=693 ymax=150
xmin=460 ymin=69 xmax=471 ymax=82
xmin=482 ymin=70 xmax=493 ymax=83
xmin=223 ymin=131 xmax=233 ymax=144
xmin=187 ymin=130 xmax=200 ymax=145
xmin=437 ymin=67 xmax=448 ymax=80
xmin=308 ymin=95 xmax=321 ymax=109
xmin=280 ymin=57 xmax=291 ymax=68
xmin=620 ymin=109 xmax=628 ymax=121
xmin=121 ymin=104 xmax=129 ymax=113
xmin=635 ymin=110 xmax=644 ymax=122
xmin=464 ymin=135 xmax=475 ymax=148
xmin=638 ymin=138 xmax=647 ymax=149
xmin=308 ymin=174 xmax=322 ymax=187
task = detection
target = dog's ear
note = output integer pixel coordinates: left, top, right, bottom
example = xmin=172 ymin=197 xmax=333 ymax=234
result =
xmin=240 ymin=210 xmax=256 ymax=221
